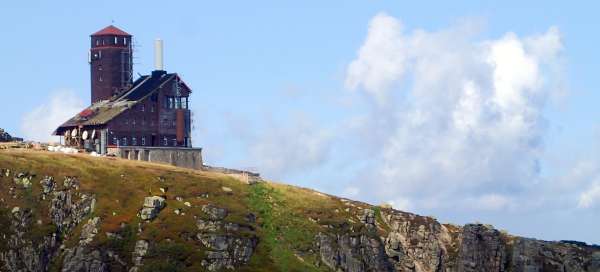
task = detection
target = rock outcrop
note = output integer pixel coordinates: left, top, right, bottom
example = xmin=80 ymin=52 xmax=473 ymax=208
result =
xmin=139 ymin=196 xmax=165 ymax=221
xmin=0 ymin=160 xmax=599 ymax=272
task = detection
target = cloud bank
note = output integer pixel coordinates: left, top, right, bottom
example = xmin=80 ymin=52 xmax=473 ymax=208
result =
xmin=21 ymin=90 xmax=85 ymax=143
xmin=345 ymin=13 xmax=564 ymax=212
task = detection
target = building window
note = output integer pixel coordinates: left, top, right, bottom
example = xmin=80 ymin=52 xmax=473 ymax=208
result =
xmin=141 ymin=104 xmax=145 ymax=112
xmin=132 ymin=119 xmax=136 ymax=126
xmin=95 ymin=39 xmax=100 ymax=46
xmin=99 ymin=76 xmax=103 ymax=82
xmin=181 ymin=97 xmax=188 ymax=109
xmin=173 ymin=138 xmax=177 ymax=146
xmin=124 ymin=37 xmax=127 ymax=45
xmin=163 ymin=137 xmax=168 ymax=146
xmin=114 ymin=37 xmax=118 ymax=44
xmin=132 ymin=137 xmax=137 ymax=146
xmin=141 ymin=137 xmax=146 ymax=146
xmin=112 ymin=137 xmax=117 ymax=145
xmin=122 ymin=137 xmax=128 ymax=146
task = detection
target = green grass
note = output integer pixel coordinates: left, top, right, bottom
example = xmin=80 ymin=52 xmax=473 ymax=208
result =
xmin=245 ymin=183 xmax=328 ymax=272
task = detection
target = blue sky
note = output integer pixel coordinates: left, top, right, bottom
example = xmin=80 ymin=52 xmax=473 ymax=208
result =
xmin=2 ymin=1 xmax=600 ymax=244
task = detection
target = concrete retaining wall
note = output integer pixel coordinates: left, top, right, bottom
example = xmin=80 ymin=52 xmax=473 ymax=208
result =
xmin=108 ymin=147 xmax=203 ymax=170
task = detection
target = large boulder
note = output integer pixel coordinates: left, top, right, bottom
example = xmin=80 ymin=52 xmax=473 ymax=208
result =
xmin=139 ymin=196 xmax=166 ymax=221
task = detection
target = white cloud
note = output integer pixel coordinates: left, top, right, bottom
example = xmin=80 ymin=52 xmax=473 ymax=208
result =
xmin=578 ymin=182 xmax=600 ymax=208
xmin=244 ymin=116 xmax=333 ymax=179
xmin=345 ymin=13 xmax=563 ymax=212
xmin=345 ymin=13 xmax=409 ymax=104
xmin=20 ymin=90 xmax=85 ymax=143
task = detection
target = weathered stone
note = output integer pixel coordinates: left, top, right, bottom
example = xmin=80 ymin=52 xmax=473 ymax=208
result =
xmin=315 ymin=232 xmax=395 ymax=272
xmin=79 ymin=217 xmax=101 ymax=245
xmin=40 ymin=176 xmax=55 ymax=199
xmin=61 ymin=247 xmax=109 ymax=272
xmin=139 ymin=196 xmax=166 ymax=221
xmin=132 ymin=240 xmax=149 ymax=267
xmin=199 ymin=234 xmax=257 ymax=271
xmin=457 ymin=224 xmax=506 ymax=272
xmin=202 ymin=204 xmax=228 ymax=220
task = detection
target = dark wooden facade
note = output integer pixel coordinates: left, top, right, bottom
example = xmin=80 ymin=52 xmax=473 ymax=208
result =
xmin=106 ymin=72 xmax=192 ymax=148
xmin=54 ymin=25 xmax=194 ymax=152
xmin=90 ymin=26 xmax=133 ymax=104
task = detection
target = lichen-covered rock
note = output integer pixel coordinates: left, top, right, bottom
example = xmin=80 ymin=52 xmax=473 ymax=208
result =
xmin=202 ymin=204 xmax=228 ymax=220
xmin=50 ymin=188 xmax=95 ymax=233
xmin=457 ymin=224 xmax=506 ymax=272
xmin=40 ymin=176 xmax=55 ymax=199
xmin=510 ymin=237 xmax=599 ymax=272
xmin=129 ymin=239 xmax=149 ymax=272
xmin=0 ymin=206 xmax=61 ymax=272
xmin=359 ymin=209 xmax=376 ymax=229
xmin=79 ymin=217 xmax=101 ymax=245
xmin=139 ymin=196 xmax=165 ymax=220
xmin=380 ymin=209 xmax=448 ymax=271
xmin=61 ymin=247 xmax=109 ymax=272
xmin=200 ymin=234 xmax=257 ymax=271
xmin=13 ymin=172 xmax=33 ymax=188
xmin=315 ymin=232 xmax=394 ymax=272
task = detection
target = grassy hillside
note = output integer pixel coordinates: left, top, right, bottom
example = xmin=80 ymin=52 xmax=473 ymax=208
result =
xmin=0 ymin=149 xmax=362 ymax=271
xmin=2 ymin=148 xmax=598 ymax=272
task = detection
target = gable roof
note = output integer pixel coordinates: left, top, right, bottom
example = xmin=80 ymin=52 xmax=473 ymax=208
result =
xmin=92 ymin=25 xmax=131 ymax=36
xmin=53 ymin=72 xmax=185 ymax=134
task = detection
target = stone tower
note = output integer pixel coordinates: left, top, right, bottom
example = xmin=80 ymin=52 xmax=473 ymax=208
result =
xmin=89 ymin=25 xmax=133 ymax=104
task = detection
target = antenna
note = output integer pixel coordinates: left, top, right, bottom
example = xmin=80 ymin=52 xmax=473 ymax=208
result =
xmin=154 ymin=39 xmax=164 ymax=71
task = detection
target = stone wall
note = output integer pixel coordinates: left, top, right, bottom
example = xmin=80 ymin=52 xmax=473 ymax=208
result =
xmin=108 ymin=147 xmax=203 ymax=170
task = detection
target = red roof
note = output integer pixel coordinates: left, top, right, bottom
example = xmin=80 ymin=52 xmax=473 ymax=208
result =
xmin=92 ymin=25 xmax=131 ymax=36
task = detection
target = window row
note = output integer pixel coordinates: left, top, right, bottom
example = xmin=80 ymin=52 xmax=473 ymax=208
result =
xmin=111 ymin=136 xmax=181 ymax=147
xmin=164 ymin=96 xmax=189 ymax=109
xmin=95 ymin=37 xmax=128 ymax=46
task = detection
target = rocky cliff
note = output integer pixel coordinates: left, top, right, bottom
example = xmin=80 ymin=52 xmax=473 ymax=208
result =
xmin=0 ymin=149 xmax=599 ymax=272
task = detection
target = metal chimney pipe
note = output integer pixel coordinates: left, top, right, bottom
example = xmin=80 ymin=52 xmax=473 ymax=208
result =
xmin=154 ymin=39 xmax=164 ymax=71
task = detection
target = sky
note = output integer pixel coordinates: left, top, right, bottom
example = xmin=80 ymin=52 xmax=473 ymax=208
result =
xmin=1 ymin=1 xmax=600 ymax=244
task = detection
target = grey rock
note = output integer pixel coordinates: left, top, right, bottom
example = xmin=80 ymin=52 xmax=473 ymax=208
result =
xmin=315 ymin=232 xmax=394 ymax=272
xmin=79 ymin=217 xmax=101 ymax=245
xmin=202 ymin=204 xmax=228 ymax=220
xmin=139 ymin=196 xmax=165 ymax=221
xmin=61 ymin=247 xmax=109 ymax=272
xmin=199 ymin=234 xmax=257 ymax=271
xmin=457 ymin=224 xmax=505 ymax=272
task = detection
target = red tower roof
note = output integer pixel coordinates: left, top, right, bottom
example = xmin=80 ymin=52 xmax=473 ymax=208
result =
xmin=91 ymin=25 xmax=131 ymax=36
